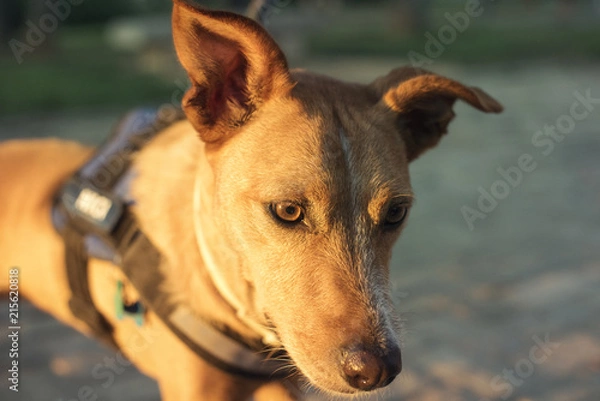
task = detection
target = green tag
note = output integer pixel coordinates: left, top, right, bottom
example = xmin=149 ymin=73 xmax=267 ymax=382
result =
xmin=114 ymin=280 xmax=145 ymax=327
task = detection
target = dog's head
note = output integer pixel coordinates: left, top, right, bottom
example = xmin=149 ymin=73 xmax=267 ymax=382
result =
xmin=172 ymin=0 xmax=502 ymax=394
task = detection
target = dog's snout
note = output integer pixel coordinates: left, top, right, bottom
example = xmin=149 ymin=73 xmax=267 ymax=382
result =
xmin=341 ymin=345 xmax=402 ymax=391
xmin=341 ymin=349 xmax=382 ymax=391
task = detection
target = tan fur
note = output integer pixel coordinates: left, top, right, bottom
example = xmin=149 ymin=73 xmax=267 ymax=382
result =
xmin=0 ymin=2 xmax=502 ymax=400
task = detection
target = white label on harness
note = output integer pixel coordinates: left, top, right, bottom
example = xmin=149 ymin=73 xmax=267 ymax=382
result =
xmin=74 ymin=188 xmax=112 ymax=221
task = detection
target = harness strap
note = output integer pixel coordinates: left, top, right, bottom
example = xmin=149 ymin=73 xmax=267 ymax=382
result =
xmin=55 ymin=106 xmax=290 ymax=380
xmin=115 ymin=218 xmax=287 ymax=379
xmin=55 ymin=106 xmax=176 ymax=349
xmin=63 ymin=224 xmax=119 ymax=350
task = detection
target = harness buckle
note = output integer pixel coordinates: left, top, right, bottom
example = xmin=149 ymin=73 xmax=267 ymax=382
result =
xmin=58 ymin=176 xmax=124 ymax=237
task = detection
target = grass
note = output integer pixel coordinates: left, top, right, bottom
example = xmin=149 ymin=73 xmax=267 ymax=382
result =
xmin=2 ymin=8 xmax=600 ymax=116
xmin=306 ymin=24 xmax=600 ymax=63
xmin=0 ymin=25 xmax=176 ymax=116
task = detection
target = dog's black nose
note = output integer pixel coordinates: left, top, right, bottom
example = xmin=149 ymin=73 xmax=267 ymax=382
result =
xmin=341 ymin=345 xmax=402 ymax=391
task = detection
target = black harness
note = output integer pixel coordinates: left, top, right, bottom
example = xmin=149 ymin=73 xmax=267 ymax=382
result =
xmin=52 ymin=106 xmax=288 ymax=379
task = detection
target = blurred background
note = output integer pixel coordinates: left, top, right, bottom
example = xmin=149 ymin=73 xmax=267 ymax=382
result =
xmin=0 ymin=0 xmax=599 ymax=400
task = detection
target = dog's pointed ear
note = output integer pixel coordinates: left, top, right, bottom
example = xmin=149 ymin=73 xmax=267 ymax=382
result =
xmin=172 ymin=0 xmax=294 ymax=143
xmin=371 ymin=67 xmax=503 ymax=161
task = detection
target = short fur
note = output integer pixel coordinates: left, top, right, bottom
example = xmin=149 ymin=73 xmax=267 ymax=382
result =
xmin=0 ymin=1 xmax=502 ymax=400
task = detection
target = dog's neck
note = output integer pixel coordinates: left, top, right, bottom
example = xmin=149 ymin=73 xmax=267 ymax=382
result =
xmin=192 ymin=147 xmax=279 ymax=345
xmin=131 ymin=120 xmax=274 ymax=346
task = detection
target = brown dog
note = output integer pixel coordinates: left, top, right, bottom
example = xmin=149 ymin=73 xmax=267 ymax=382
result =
xmin=0 ymin=1 xmax=502 ymax=400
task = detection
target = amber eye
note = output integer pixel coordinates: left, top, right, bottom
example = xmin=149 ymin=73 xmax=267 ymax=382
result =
xmin=384 ymin=204 xmax=408 ymax=227
xmin=271 ymin=202 xmax=304 ymax=224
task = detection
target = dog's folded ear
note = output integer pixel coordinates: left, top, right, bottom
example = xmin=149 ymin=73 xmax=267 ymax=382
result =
xmin=371 ymin=67 xmax=503 ymax=161
xmin=172 ymin=0 xmax=294 ymax=143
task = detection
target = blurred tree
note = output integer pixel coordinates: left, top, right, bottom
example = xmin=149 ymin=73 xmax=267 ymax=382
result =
xmin=390 ymin=0 xmax=432 ymax=34
xmin=230 ymin=0 xmax=249 ymax=7
xmin=0 ymin=0 xmax=25 ymax=42
xmin=64 ymin=0 xmax=135 ymax=25
xmin=129 ymin=0 xmax=173 ymax=13
xmin=341 ymin=0 xmax=386 ymax=3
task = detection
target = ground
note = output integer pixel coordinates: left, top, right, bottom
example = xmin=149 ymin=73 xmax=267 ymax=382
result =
xmin=1 ymin=60 xmax=599 ymax=401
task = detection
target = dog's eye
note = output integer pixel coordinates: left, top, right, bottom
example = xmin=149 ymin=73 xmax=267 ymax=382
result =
xmin=384 ymin=204 xmax=408 ymax=227
xmin=271 ymin=202 xmax=304 ymax=224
